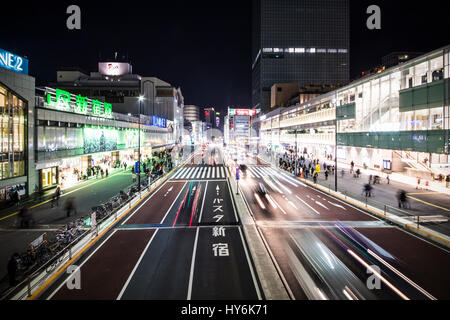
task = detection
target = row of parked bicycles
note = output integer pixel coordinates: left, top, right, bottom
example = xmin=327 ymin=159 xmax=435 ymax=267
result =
xmin=91 ymin=178 xmax=151 ymax=221
xmin=15 ymin=176 xmax=155 ymax=277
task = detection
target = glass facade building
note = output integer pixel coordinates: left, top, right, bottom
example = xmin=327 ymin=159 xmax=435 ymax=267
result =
xmin=259 ymin=45 xmax=450 ymax=178
xmin=0 ymin=83 xmax=26 ymax=182
xmin=252 ymin=0 xmax=350 ymax=110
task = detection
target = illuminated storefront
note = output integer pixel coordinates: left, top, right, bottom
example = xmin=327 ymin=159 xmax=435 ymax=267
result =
xmin=258 ymin=45 xmax=450 ymax=180
xmin=34 ymin=87 xmax=170 ymax=190
xmin=0 ymin=82 xmax=27 ymax=201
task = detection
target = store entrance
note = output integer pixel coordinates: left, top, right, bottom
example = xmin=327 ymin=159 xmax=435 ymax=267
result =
xmin=41 ymin=167 xmax=58 ymax=190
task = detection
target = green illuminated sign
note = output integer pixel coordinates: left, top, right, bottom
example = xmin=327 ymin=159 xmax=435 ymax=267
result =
xmin=44 ymin=88 xmax=113 ymax=119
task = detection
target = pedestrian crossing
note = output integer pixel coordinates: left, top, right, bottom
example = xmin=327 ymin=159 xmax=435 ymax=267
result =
xmin=171 ymin=165 xmax=301 ymax=182
xmin=171 ymin=166 xmax=229 ymax=180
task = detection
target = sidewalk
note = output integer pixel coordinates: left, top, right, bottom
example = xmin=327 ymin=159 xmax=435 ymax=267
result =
xmin=257 ymin=152 xmax=450 ymax=237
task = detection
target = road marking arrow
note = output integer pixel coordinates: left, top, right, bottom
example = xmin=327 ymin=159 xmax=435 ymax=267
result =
xmin=327 ymin=201 xmax=347 ymax=210
xmin=164 ymin=186 xmax=174 ymax=197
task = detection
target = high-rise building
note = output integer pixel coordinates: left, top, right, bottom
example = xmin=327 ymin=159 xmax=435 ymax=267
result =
xmin=252 ymin=0 xmax=350 ymax=110
xmin=184 ymin=105 xmax=200 ymax=122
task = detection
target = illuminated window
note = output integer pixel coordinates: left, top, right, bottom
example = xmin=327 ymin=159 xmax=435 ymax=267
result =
xmin=328 ymin=49 xmax=337 ymax=53
xmin=338 ymin=49 xmax=348 ymax=53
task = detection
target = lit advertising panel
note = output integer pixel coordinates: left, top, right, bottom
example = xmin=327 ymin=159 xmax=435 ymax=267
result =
xmin=98 ymin=62 xmax=132 ymax=76
xmin=0 ymin=48 xmax=29 ymax=75
xmin=228 ymin=109 xmax=261 ymax=116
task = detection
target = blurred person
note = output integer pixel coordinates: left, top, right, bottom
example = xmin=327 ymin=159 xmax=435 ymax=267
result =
xmin=364 ymin=184 xmax=373 ymax=197
xmin=65 ymin=197 xmax=76 ymax=217
xmin=51 ymin=186 xmax=61 ymax=208
xmin=7 ymin=253 xmax=19 ymax=286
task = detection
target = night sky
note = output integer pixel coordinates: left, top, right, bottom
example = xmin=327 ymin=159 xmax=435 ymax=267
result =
xmin=1 ymin=0 xmax=449 ymax=114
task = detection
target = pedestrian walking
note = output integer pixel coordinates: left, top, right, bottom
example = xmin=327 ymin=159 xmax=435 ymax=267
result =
xmin=313 ymin=172 xmax=318 ymax=184
xmin=369 ymin=175 xmax=373 ymax=185
xmin=132 ymin=173 xmax=137 ymax=183
xmin=7 ymin=253 xmax=19 ymax=287
xmin=325 ymin=170 xmax=329 ymax=180
xmin=52 ymin=186 xmax=61 ymax=208
xmin=350 ymin=161 xmax=354 ymax=174
xmin=364 ymin=184 xmax=373 ymax=197
xmin=106 ymin=168 xmax=109 ymax=177
xmin=18 ymin=206 xmax=31 ymax=228
xmin=416 ymin=177 xmax=421 ymax=190
xmin=65 ymin=197 xmax=76 ymax=217
xmin=386 ymin=174 xmax=390 ymax=185
xmin=101 ymin=169 xmax=104 ymax=178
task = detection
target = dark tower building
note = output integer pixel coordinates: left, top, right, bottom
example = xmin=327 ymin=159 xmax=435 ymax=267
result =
xmin=252 ymin=0 xmax=350 ymax=110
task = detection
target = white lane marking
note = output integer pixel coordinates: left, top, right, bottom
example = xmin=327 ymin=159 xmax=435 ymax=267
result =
xmin=248 ymin=167 xmax=260 ymax=178
xmin=184 ymin=167 xmax=194 ymax=179
xmin=196 ymin=167 xmax=203 ymax=179
xmin=273 ymin=177 xmax=292 ymax=194
xmin=226 ymin=179 xmax=239 ymax=223
xmin=315 ymin=201 xmax=329 ymax=210
xmin=347 ymin=249 xmax=409 ymax=300
xmin=173 ymin=167 xmax=187 ymax=179
xmin=295 ymin=195 xmax=321 ymax=215
xmin=216 ymin=167 xmax=220 ymax=179
xmin=211 ymin=167 xmax=215 ymax=179
xmin=117 ymin=229 xmax=160 ymax=300
xmin=198 ymin=181 xmax=209 ymax=223
xmin=265 ymin=178 xmax=284 ymax=194
xmin=269 ymin=168 xmax=298 ymax=187
xmin=367 ymin=249 xmax=436 ymax=300
xmin=247 ymin=168 xmax=254 ymax=178
xmin=207 ymin=167 xmax=211 ymax=179
xmin=47 ymin=229 xmax=118 ymax=300
xmin=271 ymin=197 xmax=288 ymax=215
xmin=220 ymin=167 xmax=225 ymax=179
xmin=288 ymin=201 xmax=298 ymax=209
xmin=192 ymin=167 xmax=200 ymax=179
xmin=187 ymin=227 xmax=200 ymax=300
xmin=255 ymin=166 xmax=268 ymax=177
xmin=327 ymin=201 xmax=347 ymax=210
xmin=238 ymin=227 xmax=262 ymax=300
xmin=121 ymin=181 xmax=183 ymax=225
xmin=202 ymin=167 xmax=207 ymax=179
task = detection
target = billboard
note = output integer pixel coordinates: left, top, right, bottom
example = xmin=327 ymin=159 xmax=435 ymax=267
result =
xmin=228 ymin=109 xmax=261 ymax=116
xmin=0 ymin=48 xmax=29 ymax=75
xmin=98 ymin=62 xmax=132 ymax=76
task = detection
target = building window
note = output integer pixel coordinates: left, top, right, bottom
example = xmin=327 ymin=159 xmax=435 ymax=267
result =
xmin=0 ymin=84 xmax=26 ymax=181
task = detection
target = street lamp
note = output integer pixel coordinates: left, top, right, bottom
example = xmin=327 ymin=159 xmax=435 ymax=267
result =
xmin=138 ymin=95 xmax=144 ymax=192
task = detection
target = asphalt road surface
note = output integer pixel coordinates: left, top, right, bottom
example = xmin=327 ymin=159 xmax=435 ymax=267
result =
xmin=39 ymin=146 xmax=262 ymax=300
xmin=234 ymin=153 xmax=450 ymax=300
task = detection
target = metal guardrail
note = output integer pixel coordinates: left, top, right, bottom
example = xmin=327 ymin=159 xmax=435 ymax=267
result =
xmin=2 ymin=151 xmax=195 ymax=300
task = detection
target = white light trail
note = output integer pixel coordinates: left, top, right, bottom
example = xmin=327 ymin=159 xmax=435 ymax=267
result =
xmin=347 ymin=249 xmax=409 ymax=300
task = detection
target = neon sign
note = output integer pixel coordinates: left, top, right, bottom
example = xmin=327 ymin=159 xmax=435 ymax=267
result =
xmin=228 ymin=109 xmax=261 ymax=116
xmin=44 ymin=88 xmax=113 ymax=118
xmin=152 ymin=115 xmax=167 ymax=128
xmin=0 ymin=48 xmax=29 ymax=75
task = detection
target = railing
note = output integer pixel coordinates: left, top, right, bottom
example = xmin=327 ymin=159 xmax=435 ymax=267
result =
xmin=1 ymin=151 xmax=195 ymax=300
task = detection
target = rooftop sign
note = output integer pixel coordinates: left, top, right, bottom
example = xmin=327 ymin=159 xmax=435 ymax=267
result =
xmin=44 ymin=87 xmax=113 ymax=118
xmin=228 ymin=109 xmax=261 ymax=116
xmin=0 ymin=48 xmax=29 ymax=75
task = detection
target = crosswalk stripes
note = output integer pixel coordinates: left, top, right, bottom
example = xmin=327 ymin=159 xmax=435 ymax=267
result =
xmin=202 ymin=167 xmax=207 ymax=179
xmin=207 ymin=167 xmax=211 ymax=179
xmin=248 ymin=167 xmax=260 ymax=178
xmin=196 ymin=167 xmax=203 ymax=179
xmin=220 ymin=167 xmax=225 ymax=178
